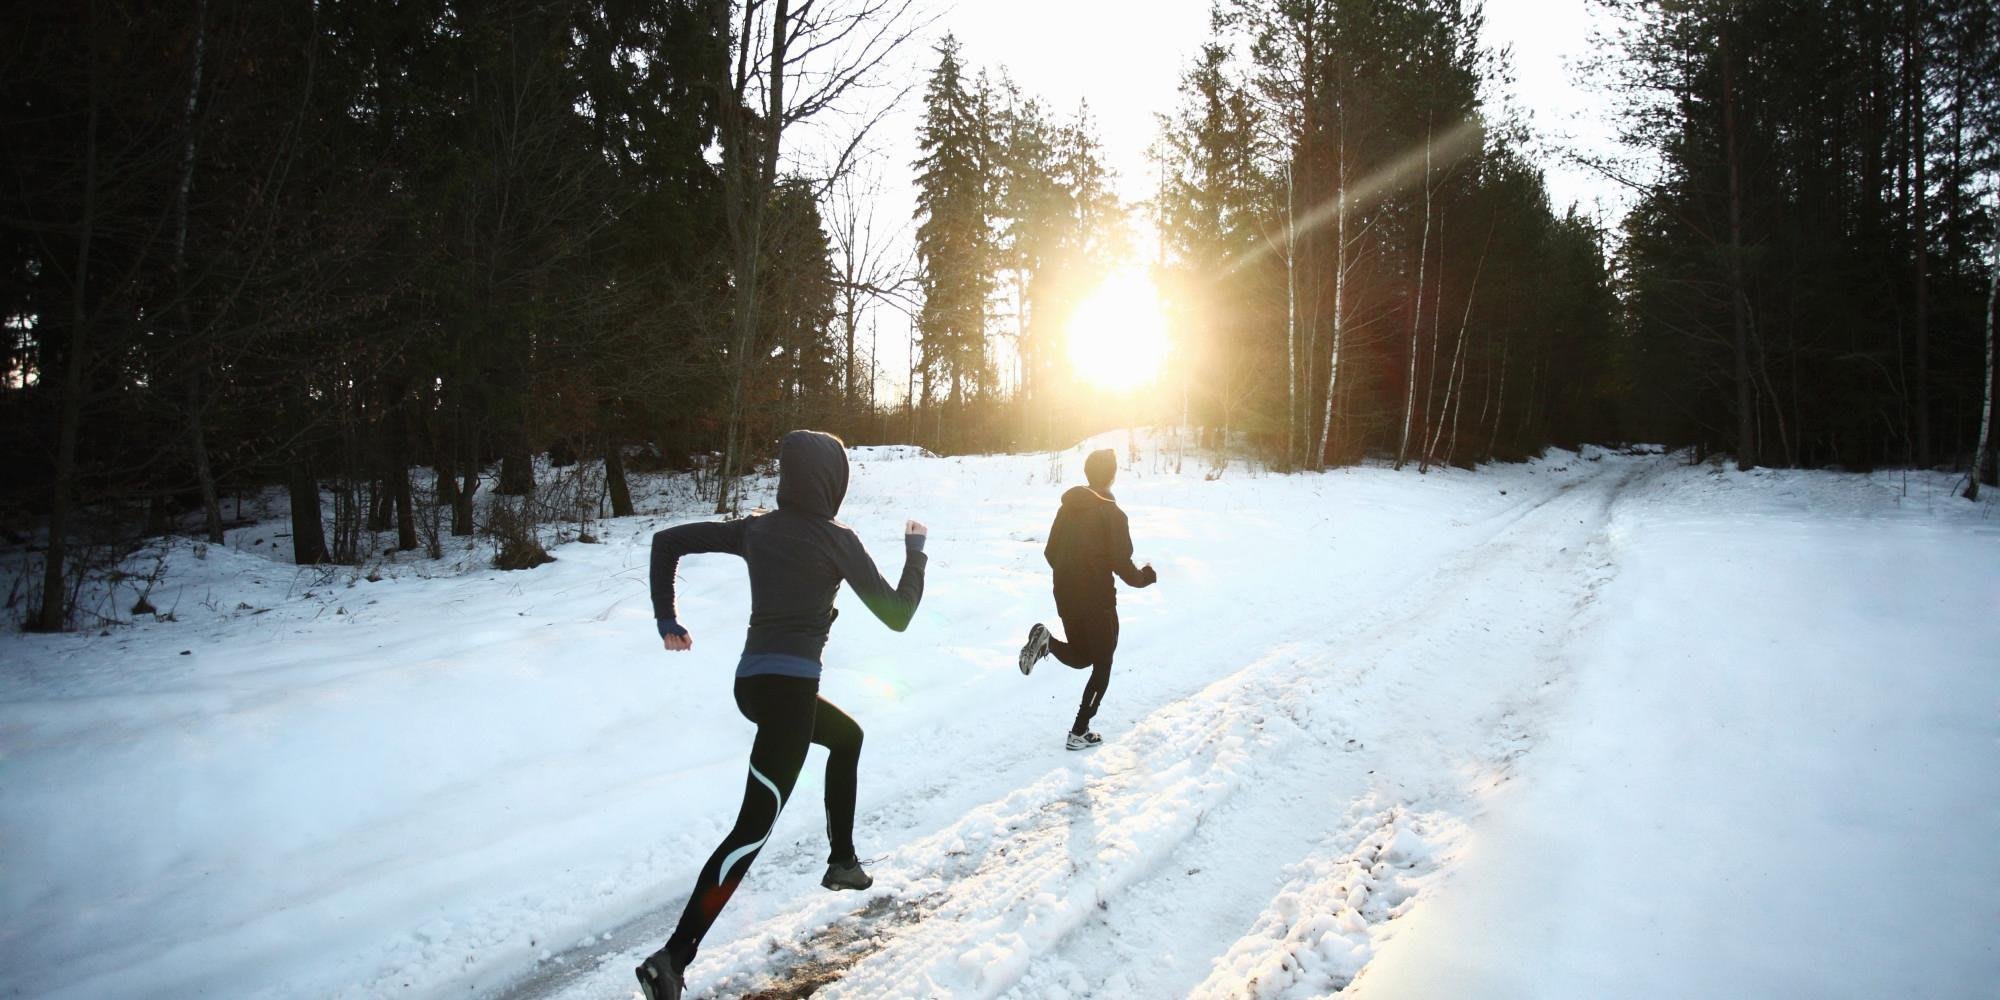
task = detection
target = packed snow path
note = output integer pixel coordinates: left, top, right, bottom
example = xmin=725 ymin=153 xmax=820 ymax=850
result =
xmin=504 ymin=453 xmax=1650 ymax=1000
xmin=3 ymin=440 xmax=1995 ymax=999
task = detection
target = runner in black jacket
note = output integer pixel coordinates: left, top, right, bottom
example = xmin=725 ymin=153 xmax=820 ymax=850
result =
xmin=636 ymin=430 xmax=927 ymax=1000
xmin=1018 ymin=448 xmax=1156 ymax=750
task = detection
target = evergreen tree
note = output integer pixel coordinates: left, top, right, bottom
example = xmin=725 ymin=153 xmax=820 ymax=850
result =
xmin=913 ymin=34 xmax=995 ymax=441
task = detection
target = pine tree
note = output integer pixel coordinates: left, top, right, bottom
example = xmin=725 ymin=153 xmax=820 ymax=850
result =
xmin=913 ymin=34 xmax=995 ymax=444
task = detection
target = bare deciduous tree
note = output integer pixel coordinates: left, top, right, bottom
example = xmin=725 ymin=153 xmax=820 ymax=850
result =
xmin=708 ymin=0 xmax=927 ymax=513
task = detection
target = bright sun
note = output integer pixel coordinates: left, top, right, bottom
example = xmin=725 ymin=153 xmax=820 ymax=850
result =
xmin=1066 ymin=268 xmax=1172 ymax=392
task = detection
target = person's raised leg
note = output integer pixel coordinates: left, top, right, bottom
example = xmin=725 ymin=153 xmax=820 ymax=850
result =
xmin=1048 ymin=613 xmax=1095 ymax=669
xmin=650 ymin=676 xmax=815 ymax=978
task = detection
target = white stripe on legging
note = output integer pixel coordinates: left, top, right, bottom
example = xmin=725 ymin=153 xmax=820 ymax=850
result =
xmin=719 ymin=762 xmax=786 ymax=882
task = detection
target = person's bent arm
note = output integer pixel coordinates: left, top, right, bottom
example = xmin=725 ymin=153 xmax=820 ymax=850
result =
xmin=835 ymin=520 xmax=928 ymax=632
xmin=1105 ymin=507 xmax=1155 ymax=588
xmin=650 ymin=519 xmax=747 ymax=649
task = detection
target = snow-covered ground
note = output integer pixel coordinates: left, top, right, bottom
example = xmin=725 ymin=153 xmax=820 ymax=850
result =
xmin=2 ymin=436 xmax=1995 ymax=999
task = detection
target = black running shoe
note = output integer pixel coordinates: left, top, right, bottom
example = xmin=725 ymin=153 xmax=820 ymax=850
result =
xmin=635 ymin=945 xmax=685 ymax=1000
xmin=822 ymin=859 xmax=873 ymax=891
xmin=1065 ymin=730 xmax=1103 ymax=751
xmin=1020 ymin=623 xmax=1051 ymax=675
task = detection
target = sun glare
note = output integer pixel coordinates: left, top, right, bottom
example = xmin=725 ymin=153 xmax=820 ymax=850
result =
xmin=1066 ymin=269 xmax=1172 ymax=393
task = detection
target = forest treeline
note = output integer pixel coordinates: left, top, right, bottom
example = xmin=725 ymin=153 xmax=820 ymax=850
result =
xmin=1141 ymin=0 xmax=1996 ymax=476
xmin=1605 ymin=0 xmax=1998 ymax=474
xmin=3 ymin=0 xmax=1995 ymax=632
xmin=5 ymin=0 xmax=920 ymax=630
xmin=1148 ymin=0 xmax=1621 ymax=472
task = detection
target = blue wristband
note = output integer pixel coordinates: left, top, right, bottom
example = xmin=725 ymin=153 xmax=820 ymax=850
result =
xmin=657 ymin=618 xmax=688 ymax=639
xmin=906 ymin=532 xmax=926 ymax=554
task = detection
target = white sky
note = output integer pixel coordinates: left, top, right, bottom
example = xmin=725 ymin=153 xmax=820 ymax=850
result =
xmin=816 ymin=0 xmax=1630 ymax=404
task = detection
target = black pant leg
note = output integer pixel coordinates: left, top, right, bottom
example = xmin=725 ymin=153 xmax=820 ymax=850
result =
xmin=809 ymin=695 xmax=863 ymax=864
xmin=1047 ymin=616 xmax=1092 ymax=668
xmin=1069 ymin=609 xmax=1120 ymax=735
xmin=664 ymin=675 xmax=817 ymax=966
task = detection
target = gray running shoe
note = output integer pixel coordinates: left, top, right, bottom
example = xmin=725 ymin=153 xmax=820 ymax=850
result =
xmin=635 ymin=945 xmax=684 ymax=1000
xmin=1020 ymin=623 xmax=1051 ymax=675
xmin=1065 ymin=730 xmax=1103 ymax=751
xmin=822 ymin=859 xmax=874 ymax=891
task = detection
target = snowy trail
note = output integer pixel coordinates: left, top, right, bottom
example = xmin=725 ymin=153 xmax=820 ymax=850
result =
xmin=10 ymin=441 xmax=1991 ymax=999
xmin=514 ymin=457 xmax=1651 ymax=1000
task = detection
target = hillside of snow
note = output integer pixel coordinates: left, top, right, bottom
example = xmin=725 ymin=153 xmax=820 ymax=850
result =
xmin=2 ymin=436 xmax=1995 ymax=998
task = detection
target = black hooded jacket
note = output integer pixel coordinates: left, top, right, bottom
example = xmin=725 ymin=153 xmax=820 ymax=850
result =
xmin=650 ymin=431 xmax=926 ymax=664
xmin=1044 ymin=485 xmax=1153 ymax=614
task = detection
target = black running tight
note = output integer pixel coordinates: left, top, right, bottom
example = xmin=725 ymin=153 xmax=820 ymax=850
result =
xmin=1049 ymin=608 xmax=1119 ymax=735
xmin=664 ymin=674 xmax=862 ymax=966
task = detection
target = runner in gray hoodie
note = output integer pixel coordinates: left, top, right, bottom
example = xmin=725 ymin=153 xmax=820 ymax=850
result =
xmin=636 ymin=430 xmax=927 ymax=1000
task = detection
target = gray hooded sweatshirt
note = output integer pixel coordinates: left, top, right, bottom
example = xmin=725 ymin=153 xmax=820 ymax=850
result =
xmin=649 ymin=430 xmax=927 ymax=680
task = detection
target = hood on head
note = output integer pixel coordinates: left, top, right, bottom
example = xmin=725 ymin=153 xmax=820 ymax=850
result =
xmin=1083 ymin=449 xmax=1117 ymax=491
xmin=776 ymin=429 xmax=849 ymax=519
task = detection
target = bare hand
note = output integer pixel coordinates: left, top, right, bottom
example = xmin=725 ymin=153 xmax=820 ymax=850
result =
xmin=663 ymin=632 xmax=693 ymax=652
xmin=906 ymin=519 xmax=928 ymax=537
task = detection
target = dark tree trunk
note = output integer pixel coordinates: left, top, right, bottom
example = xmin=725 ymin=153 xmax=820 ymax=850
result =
xmin=499 ymin=437 xmax=534 ymax=495
xmin=391 ymin=402 xmax=417 ymax=552
xmin=147 ymin=494 xmax=173 ymax=537
xmin=452 ymin=430 xmax=479 ymax=537
xmin=367 ymin=477 xmax=390 ymax=531
xmin=190 ymin=370 xmax=225 ymax=543
xmin=289 ymin=459 xmax=328 ymax=566
xmin=435 ymin=454 xmax=460 ymax=532
xmin=604 ymin=429 xmax=633 ymax=518
xmin=37 ymin=22 xmax=102 ymax=632
xmin=452 ymin=477 xmax=477 ymax=536
xmin=177 ymin=0 xmax=222 ymax=545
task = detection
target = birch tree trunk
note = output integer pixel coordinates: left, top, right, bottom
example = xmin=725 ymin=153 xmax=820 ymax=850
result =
xmin=1439 ymin=223 xmax=1495 ymax=468
xmin=1907 ymin=0 xmax=1930 ymax=467
xmin=1395 ymin=117 xmax=1432 ymax=471
xmin=1485 ymin=335 xmax=1509 ymax=461
xmin=1722 ymin=23 xmax=1757 ymax=471
xmin=1314 ymin=102 xmax=1347 ymax=471
xmin=1966 ymin=217 xmax=1997 ymax=501
xmin=1285 ymin=162 xmax=1298 ymax=467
